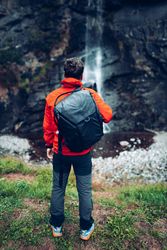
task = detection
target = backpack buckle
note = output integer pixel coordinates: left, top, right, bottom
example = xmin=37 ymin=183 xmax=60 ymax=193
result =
xmin=85 ymin=117 xmax=90 ymax=122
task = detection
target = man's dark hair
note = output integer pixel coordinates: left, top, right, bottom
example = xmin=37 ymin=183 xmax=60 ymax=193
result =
xmin=64 ymin=57 xmax=84 ymax=79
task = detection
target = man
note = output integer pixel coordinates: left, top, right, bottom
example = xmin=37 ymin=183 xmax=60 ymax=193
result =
xmin=43 ymin=57 xmax=112 ymax=240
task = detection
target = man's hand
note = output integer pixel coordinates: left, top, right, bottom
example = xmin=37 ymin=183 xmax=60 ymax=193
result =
xmin=47 ymin=148 xmax=53 ymax=160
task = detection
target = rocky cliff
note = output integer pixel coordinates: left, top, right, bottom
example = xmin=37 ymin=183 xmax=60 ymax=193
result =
xmin=0 ymin=0 xmax=167 ymax=139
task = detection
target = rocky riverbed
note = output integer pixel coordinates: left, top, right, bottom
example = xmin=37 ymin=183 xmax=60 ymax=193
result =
xmin=92 ymin=131 xmax=167 ymax=185
xmin=0 ymin=131 xmax=166 ymax=185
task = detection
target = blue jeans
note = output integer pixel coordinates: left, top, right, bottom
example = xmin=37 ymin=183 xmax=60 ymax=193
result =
xmin=50 ymin=152 xmax=94 ymax=230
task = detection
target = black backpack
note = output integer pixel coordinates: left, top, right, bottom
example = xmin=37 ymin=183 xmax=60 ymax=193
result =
xmin=54 ymin=88 xmax=103 ymax=152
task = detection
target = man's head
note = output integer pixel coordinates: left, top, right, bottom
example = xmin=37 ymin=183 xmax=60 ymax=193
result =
xmin=64 ymin=57 xmax=84 ymax=79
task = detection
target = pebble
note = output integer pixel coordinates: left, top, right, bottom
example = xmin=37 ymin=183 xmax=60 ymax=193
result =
xmin=119 ymin=141 xmax=129 ymax=147
xmin=137 ymin=138 xmax=141 ymax=144
xmin=0 ymin=135 xmax=31 ymax=162
xmin=130 ymin=138 xmax=135 ymax=142
xmin=92 ymin=132 xmax=167 ymax=185
xmin=0 ymin=135 xmax=30 ymax=153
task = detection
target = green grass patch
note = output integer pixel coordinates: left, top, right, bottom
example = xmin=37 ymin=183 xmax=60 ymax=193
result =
xmin=1 ymin=210 xmax=50 ymax=246
xmin=0 ymin=157 xmax=36 ymax=175
xmin=103 ymin=211 xmax=137 ymax=249
xmin=0 ymin=156 xmax=167 ymax=249
xmin=118 ymin=183 xmax=167 ymax=223
xmin=0 ymin=179 xmax=31 ymax=198
xmin=0 ymin=196 xmax=23 ymax=224
xmin=119 ymin=183 xmax=167 ymax=206
xmin=28 ymin=168 xmax=52 ymax=200
xmin=98 ymin=197 xmax=121 ymax=209
xmin=0 ymin=178 xmax=16 ymax=197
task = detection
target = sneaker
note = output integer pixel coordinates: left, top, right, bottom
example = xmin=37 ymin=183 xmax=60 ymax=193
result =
xmin=80 ymin=223 xmax=94 ymax=241
xmin=51 ymin=225 xmax=63 ymax=237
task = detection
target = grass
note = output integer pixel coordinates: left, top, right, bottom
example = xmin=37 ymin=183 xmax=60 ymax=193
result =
xmin=0 ymin=156 xmax=167 ymax=250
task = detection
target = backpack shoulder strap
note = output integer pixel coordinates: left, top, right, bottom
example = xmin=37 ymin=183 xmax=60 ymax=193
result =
xmin=54 ymin=87 xmax=82 ymax=107
xmin=54 ymin=86 xmax=82 ymax=157
xmin=86 ymin=89 xmax=103 ymax=123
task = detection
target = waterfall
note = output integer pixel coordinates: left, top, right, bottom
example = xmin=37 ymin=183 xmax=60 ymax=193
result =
xmin=84 ymin=0 xmax=103 ymax=95
xmin=84 ymin=0 xmax=111 ymax=133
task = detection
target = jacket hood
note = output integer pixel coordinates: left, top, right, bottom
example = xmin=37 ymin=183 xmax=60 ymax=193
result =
xmin=61 ymin=77 xmax=82 ymax=88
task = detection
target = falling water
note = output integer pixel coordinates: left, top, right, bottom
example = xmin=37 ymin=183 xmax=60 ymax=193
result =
xmin=84 ymin=0 xmax=103 ymax=92
xmin=95 ymin=49 xmax=103 ymax=95
xmin=84 ymin=0 xmax=111 ymax=133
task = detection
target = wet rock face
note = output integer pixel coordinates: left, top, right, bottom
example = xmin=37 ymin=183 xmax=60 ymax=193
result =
xmin=0 ymin=0 xmax=86 ymax=138
xmin=0 ymin=0 xmax=167 ymax=138
xmin=102 ymin=0 xmax=167 ymax=131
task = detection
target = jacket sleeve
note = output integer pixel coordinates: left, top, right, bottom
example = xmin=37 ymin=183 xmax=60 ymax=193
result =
xmin=89 ymin=89 xmax=113 ymax=123
xmin=43 ymin=99 xmax=57 ymax=148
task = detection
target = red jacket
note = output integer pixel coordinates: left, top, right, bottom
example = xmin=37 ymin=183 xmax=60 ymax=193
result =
xmin=43 ymin=77 xmax=113 ymax=156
